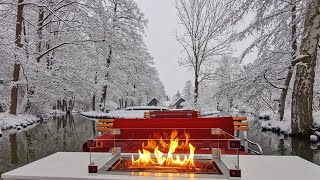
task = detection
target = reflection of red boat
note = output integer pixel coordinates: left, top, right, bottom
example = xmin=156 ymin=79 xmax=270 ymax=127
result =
xmin=82 ymin=110 xmax=262 ymax=155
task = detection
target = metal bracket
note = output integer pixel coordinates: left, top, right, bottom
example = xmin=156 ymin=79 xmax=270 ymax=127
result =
xmin=212 ymin=148 xmax=221 ymax=158
xmin=211 ymin=128 xmax=221 ymax=135
xmin=111 ymin=147 xmax=121 ymax=155
xmin=110 ymin=128 xmax=121 ymax=135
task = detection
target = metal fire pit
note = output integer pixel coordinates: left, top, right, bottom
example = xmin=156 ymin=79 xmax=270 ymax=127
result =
xmin=94 ymin=150 xmax=237 ymax=179
xmin=88 ymin=128 xmax=242 ymax=179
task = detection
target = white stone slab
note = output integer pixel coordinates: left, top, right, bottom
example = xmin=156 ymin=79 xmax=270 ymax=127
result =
xmin=237 ymin=155 xmax=320 ymax=180
xmin=1 ymin=152 xmax=320 ymax=180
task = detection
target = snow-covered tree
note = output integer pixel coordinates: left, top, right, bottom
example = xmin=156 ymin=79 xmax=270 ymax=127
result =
xmin=291 ymin=0 xmax=320 ymax=135
xmin=172 ymin=90 xmax=182 ymax=102
xmin=214 ymin=56 xmax=242 ymax=109
xmin=175 ymin=0 xmax=232 ymax=106
xmin=0 ymin=0 xmax=166 ymax=115
xmin=182 ymin=80 xmax=193 ymax=103
xmin=226 ymin=0 xmax=306 ymax=120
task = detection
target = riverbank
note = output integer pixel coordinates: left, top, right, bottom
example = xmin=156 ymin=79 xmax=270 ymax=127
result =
xmin=259 ymin=111 xmax=320 ymax=135
xmin=0 ymin=113 xmax=40 ymax=135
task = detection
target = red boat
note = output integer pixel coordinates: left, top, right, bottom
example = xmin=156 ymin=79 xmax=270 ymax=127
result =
xmin=82 ymin=110 xmax=262 ymax=155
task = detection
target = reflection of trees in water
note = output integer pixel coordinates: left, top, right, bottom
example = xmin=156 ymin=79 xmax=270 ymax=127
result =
xmin=0 ymin=114 xmax=96 ymax=174
xmin=291 ymin=136 xmax=314 ymax=163
xmin=277 ymin=139 xmax=287 ymax=155
xmin=247 ymin=117 xmax=319 ymax=165
xmin=9 ymin=133 xmax=18 ymax=165
xmin=92 ymin=121 xmax=96 ymax=136
xmin=56 ymin=114 xmax=75 ymax=130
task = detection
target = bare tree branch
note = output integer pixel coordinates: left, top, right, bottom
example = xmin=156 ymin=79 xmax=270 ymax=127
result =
xmin=263 ymin=70 xmax=285 ymax=90
xmin=36 ymin=39 xmax=106 ymax=61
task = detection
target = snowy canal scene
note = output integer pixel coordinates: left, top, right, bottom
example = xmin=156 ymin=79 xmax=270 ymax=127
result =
xmin=1 ymin=0 xmax=320 ymax=179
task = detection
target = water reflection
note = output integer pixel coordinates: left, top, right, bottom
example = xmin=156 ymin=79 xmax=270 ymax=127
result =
xmin=0 ymin=114 xmax=96 ymax=174
xmin=277 ymin=139 xmax=287 ymax=155
xmin=9 ymin=134 xmax=18 ymax=165
xmin=292 ymin=136 xmax=314 ymax=163
xmin=247 ymin=118 xmax=319 ymax=166
xmin=206 ymin=111 xmax=320 ymax=165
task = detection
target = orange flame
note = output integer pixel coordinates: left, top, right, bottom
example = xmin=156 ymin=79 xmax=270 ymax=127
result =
xmin=131 ymin=130 xmax=195 ymax=167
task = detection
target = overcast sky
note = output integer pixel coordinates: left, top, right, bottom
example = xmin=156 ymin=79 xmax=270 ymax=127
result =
xmin=134 ymin=0 xmax=256 ymax=96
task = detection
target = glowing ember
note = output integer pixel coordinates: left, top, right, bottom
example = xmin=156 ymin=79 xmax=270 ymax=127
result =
xmin=131 ymin=130 xmax=195 ymax=167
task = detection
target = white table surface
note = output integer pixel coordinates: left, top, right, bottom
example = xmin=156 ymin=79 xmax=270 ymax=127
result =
xmin=1 ymin=152 xmax=320 ymax=180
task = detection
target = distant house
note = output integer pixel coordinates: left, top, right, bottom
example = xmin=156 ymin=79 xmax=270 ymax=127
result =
xmin=147 ymin=98 xmax=161 ymax=106
xmin=171 ymin=98 xmax=185 ymax=109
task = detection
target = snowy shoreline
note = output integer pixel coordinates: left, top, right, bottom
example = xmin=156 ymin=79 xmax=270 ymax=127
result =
xmin=259 ymin=111 xmax=320 ymax=135
xmin=0 ymin=112 xmax=41 ymax=137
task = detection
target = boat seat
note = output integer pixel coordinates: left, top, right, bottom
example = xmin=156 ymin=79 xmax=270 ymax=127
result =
xmin=86 ymin=117 xmax=237 ymax=154
xmin=89 ymin=116 xmax=262 ymax=154
xmin=232 ymin=117 xmax=263 ymax=155
xmin=97 ymin=119 xmax=114 ymax=132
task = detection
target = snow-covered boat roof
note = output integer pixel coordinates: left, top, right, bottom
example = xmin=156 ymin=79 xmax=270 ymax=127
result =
xmin=81 ymin=106 xmax=170 ymax=119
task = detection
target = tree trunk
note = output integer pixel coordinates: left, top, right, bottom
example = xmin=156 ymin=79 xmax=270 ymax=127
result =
xmin=194 ymin=72 xmax=199 ymax=106
xmin=9 ymin=65 xmax=19 ymax=114
xmin=101 ymin=85 xmax=107 ymax=108
xmin=291 ymin=0 xmax=320 ymax=135
xmin=92 ymin=94 xmax=96 ymax=111
xmin=37 ymin=7 xmax=44 ymax=62
xmin=9 ymin=0 xmax=24 ymax=115
xmin=278 ymin=0 xmax=297 ymax=121
xmin=92 ymin=73 xmax=97 ymax=111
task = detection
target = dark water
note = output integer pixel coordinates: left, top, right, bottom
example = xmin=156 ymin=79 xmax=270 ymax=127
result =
xmin=218 ymin=112 xmax=320 ymax=166
xmin=0 ymin=114 xmax=96 ymax=174
xmin=247 ymin=117 xmax=320 ymax=166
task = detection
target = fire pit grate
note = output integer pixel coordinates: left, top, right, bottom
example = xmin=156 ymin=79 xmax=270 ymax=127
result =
xmin=107 ymin=157 xmax=222 ymax=174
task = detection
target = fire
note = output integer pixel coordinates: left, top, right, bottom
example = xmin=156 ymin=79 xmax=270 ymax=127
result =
xmin=131 ymin=130 xmax=195 ymax=167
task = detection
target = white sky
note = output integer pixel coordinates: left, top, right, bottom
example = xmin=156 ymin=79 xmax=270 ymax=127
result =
xmin=134 ymin=0 xmax=256 ymax=96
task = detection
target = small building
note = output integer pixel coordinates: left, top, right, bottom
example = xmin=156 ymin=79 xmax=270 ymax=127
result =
xmin=171 ymin=98 xmax=185 ymax=109
xmin=147 ymin=98 xmax=161 ymax=106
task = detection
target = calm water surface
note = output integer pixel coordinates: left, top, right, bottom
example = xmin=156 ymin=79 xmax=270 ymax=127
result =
xmin=247 ymin=119 xmax=320 ymax=166
xmin=0 ymin=114 xmax=96 ymax=174
xmin=0 ymin=113 xmax=319 ymax=175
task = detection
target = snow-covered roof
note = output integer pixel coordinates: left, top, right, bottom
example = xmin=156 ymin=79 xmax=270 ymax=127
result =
xmin=125 ymin=106 xmax=169 ymax=111
xmin=171 ymin=97 xmax=185 ymax=107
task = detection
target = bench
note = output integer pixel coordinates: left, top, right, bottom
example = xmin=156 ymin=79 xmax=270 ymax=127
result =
xmin=97 ymin=119 xmax=114 ymax=132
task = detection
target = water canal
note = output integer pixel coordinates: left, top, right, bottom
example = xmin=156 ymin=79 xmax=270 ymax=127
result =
xmin=0 ymin=113 xmax=319 ymax=175
xmin=0 ymin=114 xmax=96 ymax=174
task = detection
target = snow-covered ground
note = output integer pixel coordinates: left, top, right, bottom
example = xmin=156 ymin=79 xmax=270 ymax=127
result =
xmin=0 ymin=112 xmax=40 ymax=135
xmin=260 ymin=110 xmax=320 ymax=134
xmin=201 ymin=110 xmax=220 ymax=117
xmin=81 ymin=110 xmax=146 ymax=119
